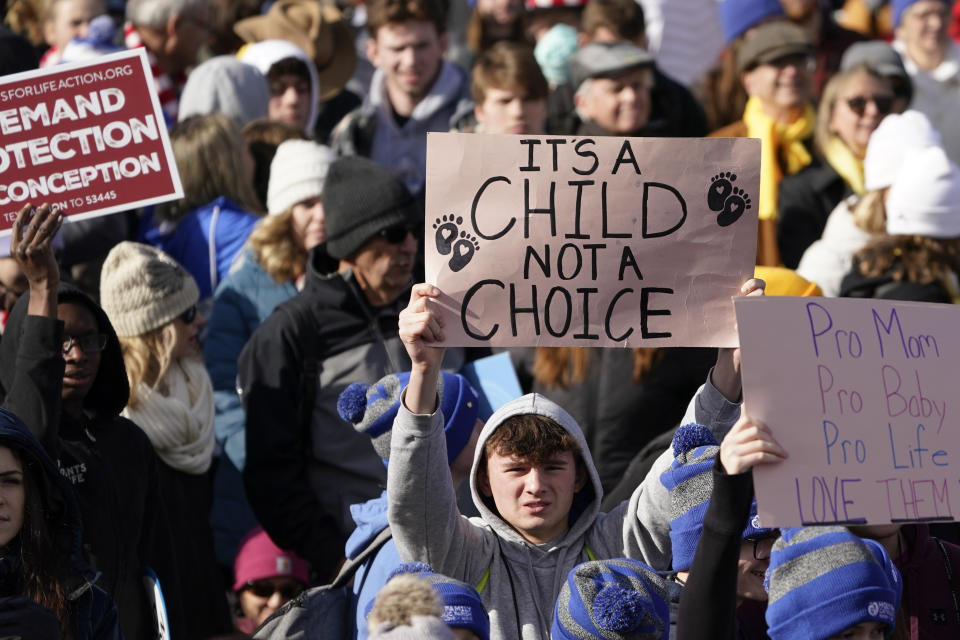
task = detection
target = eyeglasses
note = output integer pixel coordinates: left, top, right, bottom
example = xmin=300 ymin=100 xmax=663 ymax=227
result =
xmin=845 ymin=94 xmax=895 ymax=117
xmin=377 ymin=224 xmax=415 ymax=245
xmin=244 ymin=580 xmax=304 ymax=600
xmin=62 ymin=334 xmax=108 ymax=355
xmin=179 ymin=306 xmax=198 ymax=325
xmin=744 ymin=535 xmax=777 ymax=561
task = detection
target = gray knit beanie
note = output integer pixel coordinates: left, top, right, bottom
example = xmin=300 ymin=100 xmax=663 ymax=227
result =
xmin=322 ymin=156 xmax=420 ymax=260
xmin=99 ymin=242 xmax=200 ymax=338
xmin=266 ymin=140 xmax=337 ymax=215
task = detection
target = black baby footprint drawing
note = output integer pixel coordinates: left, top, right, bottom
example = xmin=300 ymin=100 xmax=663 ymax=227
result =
xmin=449 ymin=231 xmax=480 ymax=272
xmin=432 ymin=214 xmax=462 ymax=255
xmin=708 ymin=172 xmax=737 ymax=211
xmin=717 ymin=187 xmax=751 ymax=227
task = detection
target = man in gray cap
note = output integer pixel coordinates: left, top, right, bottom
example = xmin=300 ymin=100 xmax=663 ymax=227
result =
xmin=710 ymin=20 xmax=816 ymax=266
xmin=567 ymin=40 xmax=657 ymax=136
xmin=840 ymin=41 xmax=913 ymax=114
xmin=238 ymin=156 xmax=464 ymax=581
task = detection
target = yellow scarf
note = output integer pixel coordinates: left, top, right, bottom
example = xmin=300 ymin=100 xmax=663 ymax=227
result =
xmin=743 ymin=96 xmax=816 ymax=221
xmin=823 ymin=135 xmax=866 ymax=195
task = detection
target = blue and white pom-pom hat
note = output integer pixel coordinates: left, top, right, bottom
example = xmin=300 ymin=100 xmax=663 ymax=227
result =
xmin=338 ymin=371 xmax=480 ymax=464
xmin=552 ymin=557 xmax=670 ymax=640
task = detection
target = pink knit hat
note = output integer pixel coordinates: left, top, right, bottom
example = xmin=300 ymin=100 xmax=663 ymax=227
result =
xmin=233 ymin=527 xmax=310 ymax=591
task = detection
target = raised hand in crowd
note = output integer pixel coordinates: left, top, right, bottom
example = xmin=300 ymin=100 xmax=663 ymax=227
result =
xmin=397 ymin=283 xmax=447 ymax=414
xmin=711 ymin=277 xmax=765 ymax=402
xmin=719 ymin=410 xmax=788 ymax=476
xmin=10 ymin=203 xmax=62 ymax=319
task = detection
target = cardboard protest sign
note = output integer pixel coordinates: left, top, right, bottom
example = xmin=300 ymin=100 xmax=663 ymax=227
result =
xmin=736 ymin=296 xmax=960 ymax=526
xmin=425 ymin=133 xmax=759 ymax=348
xmin=0 ymin=49 xmax=182 ymax=236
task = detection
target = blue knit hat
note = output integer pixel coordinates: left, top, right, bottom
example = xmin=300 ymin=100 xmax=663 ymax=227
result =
xmin=659 ymin=424 xmax=720 ymax=572
xmin=742 ymin=499 xmax=775 ymax=539
xmin=552 ymin=558 xmax=669 ymax=640
xmin=892 ymin=0 xmax=950 ymax=27
xmin=719 ymin=0 xmax=784 ymax=43
xmin=765 ymin=527 xmax=902 ymax=640
xmin=338 ymin=371 xmax=480 ymax=464
xmin=383 ymin=563 xmax=489 ymax=640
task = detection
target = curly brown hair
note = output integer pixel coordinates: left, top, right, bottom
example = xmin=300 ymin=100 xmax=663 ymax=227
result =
xmin=480 ymin=414 xmax=583 ymax=471
xmin=854 ymin=234 xmax=960 ymax=285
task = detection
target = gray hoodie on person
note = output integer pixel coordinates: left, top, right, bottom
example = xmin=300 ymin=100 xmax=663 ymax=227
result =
xmin=387 ymin=379 xmax=739 ymax=640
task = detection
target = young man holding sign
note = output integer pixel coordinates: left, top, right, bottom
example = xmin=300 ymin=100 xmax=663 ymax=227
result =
xmin=387 ymin=279 xmax=762 ymax=639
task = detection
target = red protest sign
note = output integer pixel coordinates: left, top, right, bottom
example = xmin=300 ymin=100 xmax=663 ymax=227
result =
xmin=0 ymin=48 xmax=182 ymax=236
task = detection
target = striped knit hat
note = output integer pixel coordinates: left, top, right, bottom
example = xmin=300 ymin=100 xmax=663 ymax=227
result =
xmin=765 ymin=527 xmax=902 ymax=640
xmin=659 ymin=423 xmax=720 ymax=572
xmin=99 ymin=242 xmax=199 ymax=338
xmin=337 ymin=371 xmax=480 ymax=464
xmin=552 ymin=558 xmax=669 ymax=640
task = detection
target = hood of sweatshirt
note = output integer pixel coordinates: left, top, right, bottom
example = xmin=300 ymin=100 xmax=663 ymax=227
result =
xmin=238 ymin=39 xmax=320 ymax=135
xmin=367 ymin=60 xmax=470 ymax=132
xmin=0 ymin=406 xmax=96 ymax=591
xmin=468 ymin=393 xmax=602 ymax=551
xmin=0 ymin=284 xmax=129 ymax=420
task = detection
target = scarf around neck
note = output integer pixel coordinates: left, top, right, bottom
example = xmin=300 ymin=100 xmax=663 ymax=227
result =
xmin=823 ymin=135 xmax=866 ymax=195
xmin=123 ymin=357 xmax=216 ymax=475
xmin=743 ymin=96 xmax=816 ymax=221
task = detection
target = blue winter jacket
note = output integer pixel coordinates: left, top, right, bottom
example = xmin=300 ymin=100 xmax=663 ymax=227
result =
xmin=205 ymin=252 xmax=297 ymax=567
xmin=345 ymin=491 xmax=399 ymax=640
xmin=140 ymin=196 xmax=259 ymax=299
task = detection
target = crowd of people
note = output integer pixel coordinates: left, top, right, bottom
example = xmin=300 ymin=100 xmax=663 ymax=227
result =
xmin=2 ymin=0 xmax=960 ymax=637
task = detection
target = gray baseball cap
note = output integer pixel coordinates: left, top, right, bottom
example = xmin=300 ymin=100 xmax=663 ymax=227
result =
xmin=735 ymin=21 xmax=814 ymax=74
xmin=567 ymin=41 xmax=655 ymax=91
xmin=840 ymin=41 xmax=908 ymax=80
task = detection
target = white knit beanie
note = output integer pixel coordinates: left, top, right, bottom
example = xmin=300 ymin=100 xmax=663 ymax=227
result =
xmin=266 ymin=140 xmax=336 ymax=215
xmin=99 ymin=242 xmax=200 ymax=338
xmin=864 ymin=110 xmax=943 ymax=191
xmin=886 ymin=146 xmax=960 ymax=238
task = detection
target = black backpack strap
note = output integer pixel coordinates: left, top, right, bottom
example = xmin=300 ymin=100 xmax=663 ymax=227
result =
xmin=329 ymin=526 xmax=394 ymax=589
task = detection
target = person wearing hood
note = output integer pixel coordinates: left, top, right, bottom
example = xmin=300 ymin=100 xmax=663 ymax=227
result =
xmin=0 ymin=204 xmax=120 ymax=638
xmin=0 ymin=207 xmax=184 ymax=639
xmin=0 ymin=407 xmax=122 ymax=639
xmin=238 ymin=39 xmax=322 ymax=136
xmin=330 ymin=0 xmax=472 ymax=205
xmin=388 ymin=280 xmax=761 ymax=639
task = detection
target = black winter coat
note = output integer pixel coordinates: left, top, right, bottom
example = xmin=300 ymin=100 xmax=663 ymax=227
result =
xmin=0 ymin=286 xmax=184 ymax=640
xmin=777 ymin=159 xmax=852 ymax=269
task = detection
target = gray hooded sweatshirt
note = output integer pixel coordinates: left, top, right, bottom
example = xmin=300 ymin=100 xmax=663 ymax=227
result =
xmin=387 ymin=379 xmax=739 ymax=640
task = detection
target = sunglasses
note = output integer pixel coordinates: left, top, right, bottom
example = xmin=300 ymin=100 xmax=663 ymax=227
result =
xmin=245 ymin=580 xmax=304 ymax=600
xmin=179 ymin=305 xmax=198 ymax=324
xmin=845 ymin=94 xmax=894 ymax=117
xmin=62 ymin=334 xmax=108 ymax=355
xmin=377 ymin=224 xmax=415 ymax=244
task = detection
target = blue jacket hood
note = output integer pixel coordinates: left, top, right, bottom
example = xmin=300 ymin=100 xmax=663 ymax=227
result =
xmin=346 ymin=491 xmax=389 ymax=559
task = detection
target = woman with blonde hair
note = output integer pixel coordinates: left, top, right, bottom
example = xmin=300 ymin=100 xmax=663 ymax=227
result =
xmin=797 ymin=110 xmax=942 ymax=296
xmin=100 ymin=242 xmax=233 ymax=638
xmin=778 ymin=63 xmax=895 ymax=267
xmin=204 ymin=139 xmax=336 ymax=567
xmin=140 ymin=112 xmax=263 ymax=302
